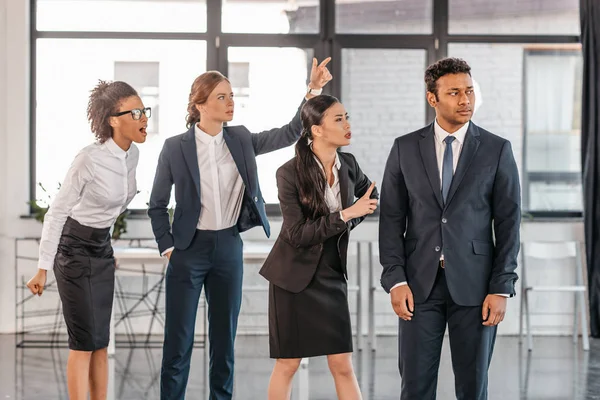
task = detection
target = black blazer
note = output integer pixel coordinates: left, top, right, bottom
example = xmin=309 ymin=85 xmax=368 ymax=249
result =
xmin=148 ymin=100 xmax=305 ymax=254
xmin=379 ymin=122 xmax=521 ymax=306
xmin=259 ymin=152 xmax=378 ymax=293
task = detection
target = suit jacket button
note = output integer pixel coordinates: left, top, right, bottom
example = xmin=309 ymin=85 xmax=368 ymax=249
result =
xmin=435 ymin=246 xmax=441 ymax=252
xmin=442 ymin=218 xmax=447 ymax=223
xmin=254 ymin=196 xmax=258 ymax=202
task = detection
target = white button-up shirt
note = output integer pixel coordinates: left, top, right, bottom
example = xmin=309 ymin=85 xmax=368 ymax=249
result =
xmin=38 ymin=138 xmax=139 ymax=270
xmin=316 ymin=152 xmax=343 ymax=213
xmin=195 ymin=125 xmax=245 ymax=230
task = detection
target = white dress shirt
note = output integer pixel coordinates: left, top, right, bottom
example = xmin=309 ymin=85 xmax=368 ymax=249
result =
xmin=194 ymin=125 xmax=245 ymax=231
xmin=316 ymin=153 xmax=343 ymax=214
xmin=391 ymin=121 xmax=508 ymax=297
xmin=38 ymin=138 xmax=139 ymax=270
xmin=161 ymin=126 xmax=246 ymax=256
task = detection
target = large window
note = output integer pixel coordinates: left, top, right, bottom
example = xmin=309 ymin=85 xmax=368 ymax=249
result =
xmin=35 ymin=39 xmax=206 ymax=209
xmin=448 ymin=0 xmax=579 ymax=35
xmin=227 ymin=47 xmax=314 ymax=203
xmin=32 ymin=0 xmax=582 ymax=218
xmin=524 ymin=48 xmax=583 ymax=212
xmin=36 ymin=0 xmax=208 ymax=32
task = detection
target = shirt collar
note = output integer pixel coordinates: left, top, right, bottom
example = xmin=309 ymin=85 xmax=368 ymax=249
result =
xmin=195 ymin=123 xmax=224 ymax=145
xmin=434 ymin=119 xmax=469 ymax=145
xmin=314 ymin=151 xmax=342 ymax=173
xmin=104 ymin=137 xmax=129 ymax=159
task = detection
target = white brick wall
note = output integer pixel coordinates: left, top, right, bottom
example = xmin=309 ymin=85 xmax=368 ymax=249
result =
xmin=341 ymin=48 xmax=427 ymax=184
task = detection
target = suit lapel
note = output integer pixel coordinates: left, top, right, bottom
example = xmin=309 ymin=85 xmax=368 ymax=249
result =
xmin=419 ymin=124 xmax=444 ymax=209
xmin=444 ymin=123 xmax=481 ymax=208
xmin=337 ymin=155 xmax=352 ymax=209
xmin=223 ymin=128 xmax=251 ymax=191
xmin=181 ymin=126 xmax=201 ymax=199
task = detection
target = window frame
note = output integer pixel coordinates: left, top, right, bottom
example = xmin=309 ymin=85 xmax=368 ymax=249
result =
xmin=30 ymin=0 xmax=581 ymax=219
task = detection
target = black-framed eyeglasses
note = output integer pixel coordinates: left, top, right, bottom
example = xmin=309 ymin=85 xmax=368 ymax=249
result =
xmin=111 ymin=107 xmax=151 ymax=120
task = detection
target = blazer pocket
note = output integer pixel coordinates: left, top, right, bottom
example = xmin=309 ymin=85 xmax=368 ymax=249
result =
xmin=472 ymin=240 xmax=493 ymax=256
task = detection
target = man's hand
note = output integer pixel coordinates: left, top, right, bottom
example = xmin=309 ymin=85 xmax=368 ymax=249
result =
xmin=391 ymin=285 xmax=414 ymax=321
xmin=165 ymin=251 xmax=172 ymax=260
xmin=482 ymin=294 xmax=507 ymax=326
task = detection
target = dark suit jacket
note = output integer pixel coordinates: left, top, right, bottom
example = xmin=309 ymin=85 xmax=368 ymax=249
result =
xmin=379 ymin=122 xmax=521 ymax=306
xmin=148 ymin=101 xmax=305 ymax=254
xmin=259 ymin=152 xmax=378 ymax=293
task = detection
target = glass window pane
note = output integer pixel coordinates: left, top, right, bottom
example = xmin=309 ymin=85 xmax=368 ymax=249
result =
xmin=448 ymin=43 xmax=582 ymax=212
xmin=448 ymin=0 xmax=579 ymax=35
xmin=36 ymin=0 xmax=207 ymax=32
xmin=36 ymin=39 xmax=207 ymax=209
xmin=222 ymin=0 xmax=318 ymax=33
xmin=525 ymin=49 xmax=582 ymax=212
xmin=341 ymin=49 xmax=427 ymax=187
xmin=336 ymin=0 xmax=432 ymax=34
xmin=227 ymin=47 xmax=314 ymax=203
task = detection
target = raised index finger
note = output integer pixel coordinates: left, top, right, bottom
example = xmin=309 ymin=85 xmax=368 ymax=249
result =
xmin=363 ymin=181 xmax=376 ymax=198
xmin=318 ymin=57 xmax=331 ymax=68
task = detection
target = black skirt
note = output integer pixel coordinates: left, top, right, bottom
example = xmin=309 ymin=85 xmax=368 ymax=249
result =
xmin=53 ymin=217 xmax=115 ymax=351
xmin=268 ymin=234 xmax=352 ymax=359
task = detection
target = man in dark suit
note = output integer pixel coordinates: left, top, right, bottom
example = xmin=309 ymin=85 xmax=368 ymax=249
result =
xmin=379 ymin=57 xmax=521 ymax=399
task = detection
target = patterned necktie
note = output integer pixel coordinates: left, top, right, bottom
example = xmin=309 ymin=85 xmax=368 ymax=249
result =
xmin=442 ymin=136 xmax=456 ymax=205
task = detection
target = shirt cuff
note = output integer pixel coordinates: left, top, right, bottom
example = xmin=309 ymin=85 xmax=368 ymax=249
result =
xmin=492 ymin=293 xmax=510 ymax=298
xmin=161 ymin=247 xmax=174 ymax=257
xmin=38 ymin=259 xmax=54 ymax=270
xmin=390 ymin=282 xmax=408 ymax=291
xmin=339 ymin=211 xmax=346 ymax=222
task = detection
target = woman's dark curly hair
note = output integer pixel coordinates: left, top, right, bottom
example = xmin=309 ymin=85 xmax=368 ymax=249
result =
xmin=424 ymin=57 xmax=471 ymax=100
xmin=87 ymin=80 xmax=139 ymax=143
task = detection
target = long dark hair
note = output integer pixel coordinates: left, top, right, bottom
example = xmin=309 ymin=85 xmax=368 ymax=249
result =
xmin=295 ymin=94 xmax=340 ymax=219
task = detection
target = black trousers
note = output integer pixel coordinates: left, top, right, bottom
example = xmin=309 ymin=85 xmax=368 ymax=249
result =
xmin=161 ymin=227 xmax=243 ymax=400
xmin=398 ymin=268 xmax=497 ymax=400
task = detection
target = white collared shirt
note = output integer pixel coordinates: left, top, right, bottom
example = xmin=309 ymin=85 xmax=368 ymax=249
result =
xmin=195 ymin=124 xmax=245 ymax=231
xmin=38 ymin=138 xmax=139 ymax=270
xmin=315 ymin=152 xmax=343 ymax=213
xmin=434 ymin=119 xmax=469 ymax=185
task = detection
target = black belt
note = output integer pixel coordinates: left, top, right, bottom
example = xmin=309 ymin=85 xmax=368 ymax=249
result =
xmin=439 ymin=259 xmax=445 ymax=268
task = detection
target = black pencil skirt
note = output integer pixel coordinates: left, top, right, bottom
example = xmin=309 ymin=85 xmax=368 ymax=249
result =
xmin=268 ymin=235 xmax=353 ymax=359
xmin=53 ymin=217 xmax=115 ymax=351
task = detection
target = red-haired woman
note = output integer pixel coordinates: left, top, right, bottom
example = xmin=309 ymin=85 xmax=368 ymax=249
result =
xmin=148 ymin=58 xmax=332 ymax=400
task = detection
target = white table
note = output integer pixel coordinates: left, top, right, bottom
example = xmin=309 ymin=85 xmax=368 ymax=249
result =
xmin=109 ymin=247 xmax=167 ymax=356
xmin=110 ymin=242 xmax=274 ymax=355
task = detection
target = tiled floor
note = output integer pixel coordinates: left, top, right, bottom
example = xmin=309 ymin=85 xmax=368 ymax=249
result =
xmin=0 ymin=334 xmax=598 ymax=399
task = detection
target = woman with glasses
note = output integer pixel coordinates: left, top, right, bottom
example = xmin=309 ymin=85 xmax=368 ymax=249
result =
xmin=26 ymin=80 xmax=150 ymax=400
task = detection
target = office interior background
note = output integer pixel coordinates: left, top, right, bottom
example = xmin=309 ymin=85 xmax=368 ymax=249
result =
xmin=1 ymin=0 xmax=599 ymax=399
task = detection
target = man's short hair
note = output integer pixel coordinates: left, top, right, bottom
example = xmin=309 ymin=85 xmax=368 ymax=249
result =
xmin=425 ymin=57 xmax=472 ymax=98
